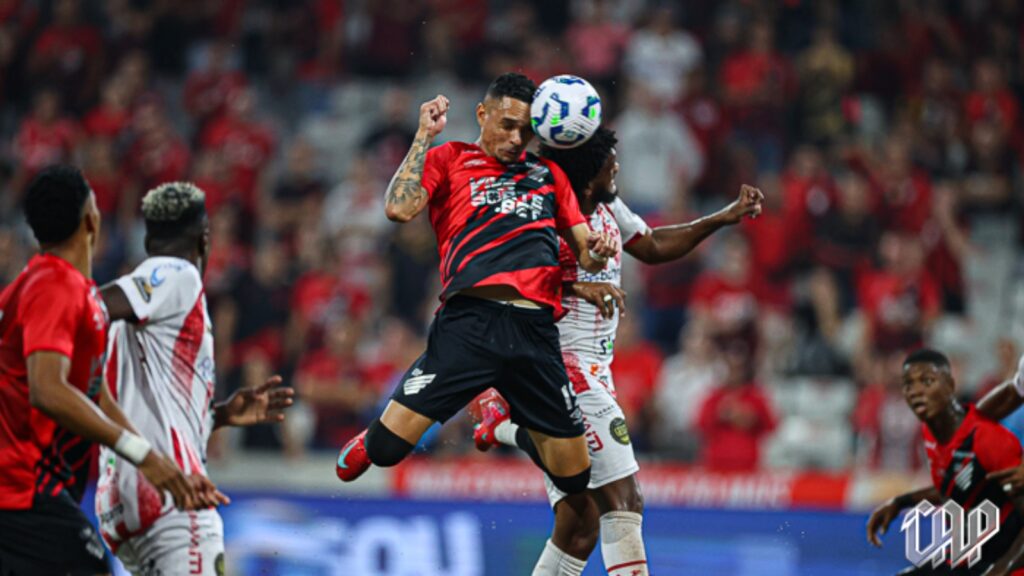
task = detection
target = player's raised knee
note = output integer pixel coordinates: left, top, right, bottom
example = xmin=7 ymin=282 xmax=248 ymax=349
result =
xmin=364 ymin=419 xmax=414 ymax=467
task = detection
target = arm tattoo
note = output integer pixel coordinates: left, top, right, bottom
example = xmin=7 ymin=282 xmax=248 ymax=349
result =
xmin=385 ymin=132 xmax=431 ymax=216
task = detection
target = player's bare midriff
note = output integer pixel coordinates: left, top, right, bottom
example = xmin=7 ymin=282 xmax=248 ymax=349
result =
xmin=457 ymin=285 xmax=544 ymax=309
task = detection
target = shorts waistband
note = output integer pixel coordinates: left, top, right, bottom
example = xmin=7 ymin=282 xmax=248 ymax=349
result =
xmin=445 ymin=294 xmax=553 ymax=317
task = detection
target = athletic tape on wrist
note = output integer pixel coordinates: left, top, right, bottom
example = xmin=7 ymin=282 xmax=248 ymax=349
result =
xmin=115 ymin=431 xmax=152 ymax=466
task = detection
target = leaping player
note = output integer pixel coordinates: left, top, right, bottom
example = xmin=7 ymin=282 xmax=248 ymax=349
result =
xmin=471 ymin=127 xmax=764 ymax=576
xmin=334 ymin=72 xmax=620 ymax=522
xmin=95 ymin=182 xmax=294 ymax=574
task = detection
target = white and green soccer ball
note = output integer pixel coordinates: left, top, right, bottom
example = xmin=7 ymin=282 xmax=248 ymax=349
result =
xmin=530 ymin=75 xmax=602 ymax=149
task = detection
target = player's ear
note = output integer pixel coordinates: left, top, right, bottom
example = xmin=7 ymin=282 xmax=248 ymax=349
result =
xmin=476 ymin=101 xmax=487 ymax=128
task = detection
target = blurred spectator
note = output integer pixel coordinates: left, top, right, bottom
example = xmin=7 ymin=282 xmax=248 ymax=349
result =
xmin=81 ymin=137 xmax=134 ymax=228
xmin=795 ymin=25 xmax=853 ymax=146
xmin=125 ymin=97 xmax=190 ymax=191
xmin=322 ymin=155 xmax=388 ymax=240
xmin=83 ymin=78 xmax=131 ymax=140
xmin=183 ymin=40 xmax=247 ymax=130
xmin=565 ymin=0 xmax=630 ymax=91
xmin=853 ymin=352 xmax=923 ymax=472
xmin=295 ymin=317 xmax=376 ymax=450
xmin=691 ymin=233 xmax=780 ymax=360
xmin=856 ymin=232 xmax=941 ymax=357
xmin=360 ymin=88 xmax=416 ymax=182
xmin=27 ymin=0 xmax=103 ymax=110
xmin=623 ymin=5 xmax=702 ymax=104
xmin=12 ymin=88 xmax=78 ymax=192
xmin=610 ymin=312 xmax=663 ymax=446
xmin=614 ymin=84 xmax=704 ymax=214
xmin=697 ymin=343 xmax=777 ymax=472
xmin=272 ymin=138 xmax=327 ymax=236
xmin=720 ymin=19 xmax=794 ymax=172
xmin=199 ymin=86 xmax=276 ymax=215
xmin=215 ymin=237 xmax=292 ymax=376
xmin=651 ymin=324 xmax=724 ymax=460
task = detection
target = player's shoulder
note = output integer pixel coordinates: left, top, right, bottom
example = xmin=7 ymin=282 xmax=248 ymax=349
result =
xmin=429 ymin=140 xmax=473 ymax=160
xmin=22 ymin=255 xmax=86 ymax=295
xmin=125 ymin=257 xmax=202 ymax=297
xmin=970 ymin=407 xmax=1021 ymax=456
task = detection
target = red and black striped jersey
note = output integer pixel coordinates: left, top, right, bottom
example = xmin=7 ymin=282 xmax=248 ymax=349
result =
xmin=421 ymin=141 xmax=586 ymax=317
xmin=922 ymin=404 xmax=1024 ymax=572
xmin=0 ymin=254 xmax=109 ymax=509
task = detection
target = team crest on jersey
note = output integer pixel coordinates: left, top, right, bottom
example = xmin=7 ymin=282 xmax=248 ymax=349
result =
xmin=132 ymin=276 xmax=153 ymax=303
xmin=610 ymin=417 xmax=630 ymax=445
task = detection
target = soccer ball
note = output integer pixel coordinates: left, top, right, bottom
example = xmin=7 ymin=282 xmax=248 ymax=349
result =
xmin=530 ymin=75 xmax=602 ymax=149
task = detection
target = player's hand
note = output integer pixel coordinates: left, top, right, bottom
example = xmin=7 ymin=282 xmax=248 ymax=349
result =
xmin=418 ymin=95 xmax=449 ymax=139
xmin=866 ymin=499 xmax=902 ymax=547
xmin=572 ymin=282 xmax=626 ymax=319
xmin=218 ymin=375 xmax=294 ymax=427
xmin=723 ymin=184 xmax=764 ymax=224
xmin=986 ymin=465 xmax=1024 ymax=496
xmin=138 ymin=451 xmax=199 ymax=511
xmin=587 ymin=231 xmax=619 ymax=260
xmin=189 ymin=474 xmax=231 ymax=508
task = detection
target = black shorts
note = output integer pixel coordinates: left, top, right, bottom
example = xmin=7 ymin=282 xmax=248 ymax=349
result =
xmin=391 ymin=295 xmax=584 ymax=438
xmin=0 ymin=490 xmax=110 ymax=576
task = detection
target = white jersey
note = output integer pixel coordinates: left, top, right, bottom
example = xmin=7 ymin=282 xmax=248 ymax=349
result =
xmin=96 ymin=256 xmax=216 ymax=548
xmin=557 ymin=198 xmax=650 ymax=394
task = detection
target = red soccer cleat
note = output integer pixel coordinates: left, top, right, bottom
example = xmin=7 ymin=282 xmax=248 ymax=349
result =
xmin=471 ymin=389 xmax=510 ymax=452
xmin=336 ymin=429 xmax=370 ymax=482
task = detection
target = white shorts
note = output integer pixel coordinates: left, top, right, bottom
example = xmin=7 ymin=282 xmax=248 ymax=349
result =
xmin=545 ymin=377 xmax=640 ymax=507
xmin=116 ymin=508 xmax=224 ymax=576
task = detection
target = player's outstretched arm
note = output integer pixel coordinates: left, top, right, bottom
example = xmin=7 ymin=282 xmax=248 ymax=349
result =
xmin=978 ymin=381 xmax=1024 ymax=423
xmin=28 ymin=351 xmax=212 ymax=510
xmin=384 ymin=95 xmax=449 ymax=223
xmin=212 ymin=374 xmax=295 ymax=429
xmin=561 ymin=224 xmax=619 ymax=273
xmin=626 ymin=184 xmax=764 ymax=264
xmin=866 ymin=486 xmax=942 ymax=547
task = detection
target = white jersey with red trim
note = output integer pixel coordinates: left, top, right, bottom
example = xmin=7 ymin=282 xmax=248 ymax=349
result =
xmin=557 ymin=198 xmax=650 ymax=394
xmin=95 ymin=256 xmax=216 ymax=548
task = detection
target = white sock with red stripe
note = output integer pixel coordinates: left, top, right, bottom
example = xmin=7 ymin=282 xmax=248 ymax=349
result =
xmin=601 ymin=511 xmax=648 ymax=575
xmin=494 ymin=420 xmax=519 ymax=447
xmin=532 ymin=539 xmax=586 ymax=576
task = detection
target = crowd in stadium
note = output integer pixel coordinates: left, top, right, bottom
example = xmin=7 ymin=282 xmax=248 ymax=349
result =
xmin=0 ymin=0 xmax=1022 ymax=474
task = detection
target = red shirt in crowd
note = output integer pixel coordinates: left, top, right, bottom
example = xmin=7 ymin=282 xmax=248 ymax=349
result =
xmin=697 ymin=381 xmax=777 ymax=472
xmin=857 ymin=268 xmax=941 ymax=353
xmin=15 ymin=117 xmax=78 ymax=174
xmin=0 ymin=254 xmax=108 ymax=509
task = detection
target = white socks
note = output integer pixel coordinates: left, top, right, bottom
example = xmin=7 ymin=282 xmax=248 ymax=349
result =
xmin=532 ymin=539 xmax=587 ymax=576
xmin=601 ymin=511 xmax=648 ymax=576
xmin=494 ymin=419 xmax=520 ymax=447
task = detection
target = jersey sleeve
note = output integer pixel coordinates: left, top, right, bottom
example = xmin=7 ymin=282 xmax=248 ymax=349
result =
xmin=114 ymin=262 xmax=202 ymax=324
xmin=975 ymin=420 xmax=1023 ymax=473
xmin=420 ymin=142 xmax=454 ymax=200
xmin=20 ymin=271 xmax=81 ymax=358
xmin=609 ymin=198 xmax=652 ymax=246
xmin=549 ymin=162 xmax=586 ymax=231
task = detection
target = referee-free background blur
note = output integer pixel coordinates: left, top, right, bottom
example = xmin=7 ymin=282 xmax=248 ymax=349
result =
xmin=2 ymin=0 xmax=1024 ymax=574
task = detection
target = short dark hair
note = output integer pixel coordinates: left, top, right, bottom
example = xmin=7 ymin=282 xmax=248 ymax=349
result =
xmin=903 ymin=348 xmax=951 ymax=371
xmin=485 ymin=72 xmax=536 ymax=104
xmin=141 ymin=182 xmax=207 ymax=246
xmin=23 ymin=164 xmax=91 ymax=245
xmin=539 ymin=127 xmax=618 ymax=193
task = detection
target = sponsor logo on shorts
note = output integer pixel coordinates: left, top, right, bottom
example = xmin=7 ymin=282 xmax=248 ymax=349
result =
xmin=403 ymin=368 xmax=437 ymax=395
xmin=80 ymin=526 xmax=106 ymax=560
xmin=610 ymin=417 xmax=630 ymax=445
